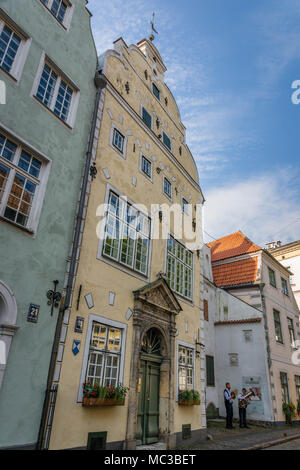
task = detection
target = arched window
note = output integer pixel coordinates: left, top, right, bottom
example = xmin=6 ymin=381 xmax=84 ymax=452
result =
xmin=0 ymin=280 xmax=18 ymax=389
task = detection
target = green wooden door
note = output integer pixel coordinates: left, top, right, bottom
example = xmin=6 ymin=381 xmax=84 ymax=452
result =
xmin=136 ymin=357 xmax=161 ymax=445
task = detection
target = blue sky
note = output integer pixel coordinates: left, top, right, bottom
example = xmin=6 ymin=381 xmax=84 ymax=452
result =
xmin=87 ymin=0 xmax=300 ymax=246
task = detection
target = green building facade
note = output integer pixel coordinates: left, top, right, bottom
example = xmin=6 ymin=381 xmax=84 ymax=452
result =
xmin=0 ymin=0 xmax=97 ymax=448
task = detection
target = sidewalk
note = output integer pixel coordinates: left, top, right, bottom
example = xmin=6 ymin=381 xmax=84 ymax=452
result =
xmin=180 ymin=420 xmax=300 ymax=450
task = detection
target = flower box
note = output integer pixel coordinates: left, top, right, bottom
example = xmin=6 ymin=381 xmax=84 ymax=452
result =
xmin=178 ymin=399 xmax=200 ymax=406
xmin=82 ymin=397 xmax=125 ymax=407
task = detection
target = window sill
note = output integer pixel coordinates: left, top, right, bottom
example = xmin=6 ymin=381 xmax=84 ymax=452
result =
xmin=0 ymin=215 xmax=35 ymax=236
xmin=32 ymin=96 xmax=73 ymax=130
xmin=0 ymin=65 xmax=18 ymax=84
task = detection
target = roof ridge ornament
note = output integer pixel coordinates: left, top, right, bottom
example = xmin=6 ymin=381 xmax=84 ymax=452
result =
xmin=149 ymin=12 xmax=158 ymax=41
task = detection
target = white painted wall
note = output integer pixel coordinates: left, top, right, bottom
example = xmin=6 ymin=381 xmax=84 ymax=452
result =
xmin=202 ymin=245 xmax=273 ymax=422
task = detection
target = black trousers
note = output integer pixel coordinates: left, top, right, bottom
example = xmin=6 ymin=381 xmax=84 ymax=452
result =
xmin=225 ymin=402 xmax=233 ymax=428
xmin=239 ymin=408 xmax=247 ymax=427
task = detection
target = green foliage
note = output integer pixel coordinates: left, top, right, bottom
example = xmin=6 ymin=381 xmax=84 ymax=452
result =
xmin=178 ymin=389 xmax=200 ymax=402
xmin=282 ymin=402 xmax=296 ymax=418
xmin=83 ymin=382 xmax=129 ymax=399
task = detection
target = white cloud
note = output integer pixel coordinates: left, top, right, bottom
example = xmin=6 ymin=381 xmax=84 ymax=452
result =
xmin=203 ymin=168 xmax=300 ymax=246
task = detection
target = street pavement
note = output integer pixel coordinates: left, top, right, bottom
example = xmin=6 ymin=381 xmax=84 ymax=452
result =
xmin=181 ymin=421 xmax=300 ymax=450
xmin=264 ymin=438 xmax=300 ymax=450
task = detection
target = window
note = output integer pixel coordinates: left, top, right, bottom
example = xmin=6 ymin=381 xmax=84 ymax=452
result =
xmin=0 ymin=131 xmax=49 ymax=232
xmin=268 ymin=267 xmax=276 ymax=287
xmin=295 ymin=376 xmax=300 ymax=401
xmin=86 ymin=322 xmax=122 ymax=387
xmin=140 ymin=154 xmax=152 ymax=180
xmin=162 ymin=131 xmax=171 ymax=150
xmin=273 ymin=309 xmax=283 ymax=343
xmin=166 ymin=237 xmax=193 ymax=300
xmin=281 ymin=278 xmax=289 ymax=296
xmin=0 ymin=16 xmax=30 ymax=81
xmin=203 ymin=299 xmax=209 ymax=321
xmin=163 ymin=176 xmax=172 ymax=199
xmin=33 ymin=57 xmax=78 ymax=127
xmin=152 ymin=83 xmax=160 ymax=100
xmin=280 ymin=372 xmax=290 ymax=403
xmin=178 ymin=345 xmax=194 ymax=390
xmin=142 ymin=106 xmax=152 ymax=129
xmin=102 ymin=191 xmax=151 ymax=276
xmin=0 ymin=24 xmax=21 ymax=74
xmin=287 ymin=318 xmax=295 ymax=346
xmin=206 ymin=355 xmax=215 ymax=387
xmin=182 ymin=197 xmax=189 ymax=214
xmin=112 ymin=128 xmax=124 ymax=153
xmin=40 ymin=0 xmax=71 ymax=27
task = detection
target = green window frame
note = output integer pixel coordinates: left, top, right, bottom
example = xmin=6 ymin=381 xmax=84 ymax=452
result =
xmin=162 ymin=131 xmax=171 ymax=150
xmin=103 ymin=191 xmax=151 ymax=276
xmin=268 ymin=267 xmax=277 ymax=287
xmin=142 ymin=106 xmax=152 ymax=129
xmin=152 ymin=83 xmax=160 ymax=100
xmin=166 ymin=237 xmax=193 ymax=300
xmin=273 ymin=309 xmax=283 ymax=343
xmin=206 ymin=355 xmax=215 ymax=387
xmin=280 ymin=372 xmax=290 ymax=403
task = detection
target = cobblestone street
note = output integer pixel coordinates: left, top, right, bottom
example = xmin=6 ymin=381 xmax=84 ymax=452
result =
xmin=180 ymin=421 xmax=300 ymax=450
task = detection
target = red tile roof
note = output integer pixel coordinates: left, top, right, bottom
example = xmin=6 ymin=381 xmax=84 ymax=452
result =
xmin=212 ymin=257 xmax=258 ymax=287
xmin=207 ymin=231 xmax=261 ymax=262
xmin=215 ymin=318 xmax=261 ymax=325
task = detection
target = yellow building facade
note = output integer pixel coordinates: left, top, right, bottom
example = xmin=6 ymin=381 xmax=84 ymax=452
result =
xmin=48 ymin=37 xmax=205 ymax=450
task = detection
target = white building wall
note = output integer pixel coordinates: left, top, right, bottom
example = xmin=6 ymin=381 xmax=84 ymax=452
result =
xmin=202 ymin=245 xmax=273 ymax=422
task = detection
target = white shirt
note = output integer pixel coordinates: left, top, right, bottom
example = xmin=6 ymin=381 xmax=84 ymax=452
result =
xmin=224 ymin=388 xmax=233 ymax=404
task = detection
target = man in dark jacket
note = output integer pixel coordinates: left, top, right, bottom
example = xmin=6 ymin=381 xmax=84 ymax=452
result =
xmin=224 ymin=382 xmax=234 ymax=429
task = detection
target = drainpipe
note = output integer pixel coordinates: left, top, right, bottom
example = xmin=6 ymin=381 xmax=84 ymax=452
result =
xmin=36 ymin=71 xmax=107 ymax=450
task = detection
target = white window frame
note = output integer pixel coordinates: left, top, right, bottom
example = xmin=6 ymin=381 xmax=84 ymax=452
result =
xmin=0 ymin=11 xmax=31 ymax=82
xmin=165 ymin=235 xmax=194 ymax=301
xmin=141 ymin=105 xmax=153 ymax=131
xmin=31 ymin=52 xmax=80 ymax=128
xmin=163 ymin=174 xmax=172 ymax=201
xmin=110 ymin=124 xmax=127 ymax=159
xmin=77 ymin=314 xmax=127 ymax=402
xmin=162 ymin=131 xmax=172 ymax=151
xmin=97 ymin=184 xmax=152 ymax=282
xmin=139 ymin=153 xmax=153 ymax=182
xmin=176 ymin=340 xmax=195 ymax=401
xmin=0 ymin=123 xmax=51 ymax=236
xmin=39 ymin=0 xmax=74 ymax=30
xmin=181 ymin=196 xmax=189 ymax=214
xmin=281 ymin=277 xmax=289 ymax=296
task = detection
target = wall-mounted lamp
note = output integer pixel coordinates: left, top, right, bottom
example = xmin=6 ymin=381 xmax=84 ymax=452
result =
xmin=47 ymin=280 xmax=62 ymax=317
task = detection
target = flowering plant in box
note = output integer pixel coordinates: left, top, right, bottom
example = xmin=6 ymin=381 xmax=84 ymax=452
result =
xmin=83 ymin=382 xmax=99 ymax=398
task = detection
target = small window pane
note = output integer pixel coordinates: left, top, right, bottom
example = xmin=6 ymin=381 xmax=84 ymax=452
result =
xmin=0 ymin=25 xmax=21 ymax=73
xmin=163 ymin=132 xmax=171 ymax=150
xmin=142 ymin=107 xmax=152 ymax=129
xmin=152 ymin=83 xmax=160 ymax=100
xmin=164 ymin=177 xmax=171 ymax=198
xmin=113 ymin=128 xmax=124 ymax=153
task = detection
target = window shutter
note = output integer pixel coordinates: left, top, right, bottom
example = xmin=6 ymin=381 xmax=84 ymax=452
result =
xmin=203 ymin=299 xmax=209 ymax=321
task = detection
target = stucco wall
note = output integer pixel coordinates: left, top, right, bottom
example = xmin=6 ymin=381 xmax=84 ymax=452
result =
xmin=49 ymin=39 xmax=205 ymax=450
xmin=0 ymin=0 xmax=97 ymax=447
